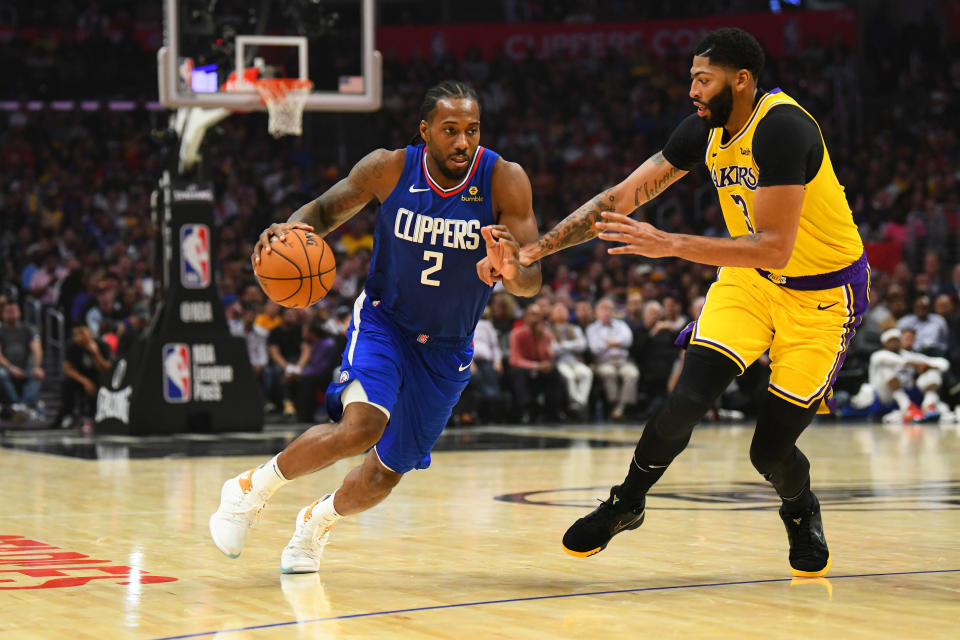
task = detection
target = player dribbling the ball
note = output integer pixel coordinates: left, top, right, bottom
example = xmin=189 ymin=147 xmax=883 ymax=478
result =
xmin=210 ymin=81 xmax=542 ymax=573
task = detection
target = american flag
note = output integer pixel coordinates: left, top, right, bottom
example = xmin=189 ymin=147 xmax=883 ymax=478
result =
xmin=338 ymin=75 xmax=364 ymax=94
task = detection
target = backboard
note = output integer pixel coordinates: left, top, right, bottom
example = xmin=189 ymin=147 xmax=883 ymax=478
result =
xmin=158 ymin=0 xmax=381 ymax=112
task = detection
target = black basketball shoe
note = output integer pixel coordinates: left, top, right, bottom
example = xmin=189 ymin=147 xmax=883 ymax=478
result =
xmin=562 ymin=487 xmax=645 ymax=557
xmin=779 ymin=492 xmax=831 ymax=577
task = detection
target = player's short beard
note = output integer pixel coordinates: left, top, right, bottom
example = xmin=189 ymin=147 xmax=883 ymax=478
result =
xmin=427 ymin=144 xmax=471 ymax=181
xmin=703 ymin=83 xmax=734 ymax=128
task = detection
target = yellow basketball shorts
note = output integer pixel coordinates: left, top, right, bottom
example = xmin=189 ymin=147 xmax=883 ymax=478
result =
xmin=689 ymin=260 xmax=870 ymax=413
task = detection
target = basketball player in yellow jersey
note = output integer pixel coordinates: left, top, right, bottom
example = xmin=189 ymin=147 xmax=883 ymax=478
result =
xmin=481 ymin=28 xmax=868 ymax=577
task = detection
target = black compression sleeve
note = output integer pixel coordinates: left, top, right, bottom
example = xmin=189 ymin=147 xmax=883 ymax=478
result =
xmin=662 ymin=114 xmax=710 ymax=171
xmin=753 ymin=104 xmax=824 ymax=187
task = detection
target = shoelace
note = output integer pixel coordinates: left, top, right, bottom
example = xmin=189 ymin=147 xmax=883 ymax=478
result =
xmin=289 ymin=518 xmax=333 ymax=555
xmin=583 ymin=496 xmax=617 ymax=521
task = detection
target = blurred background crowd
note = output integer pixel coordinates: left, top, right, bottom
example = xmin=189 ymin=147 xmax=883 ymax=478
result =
xmin=1 ymin=1 xmax=959 ymax=429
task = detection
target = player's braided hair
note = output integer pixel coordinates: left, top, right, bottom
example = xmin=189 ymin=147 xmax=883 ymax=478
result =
xmin=694 ymin=28 xmax=765 ymax=80
xmin=410 ymin=80 xmax=481 ymax=144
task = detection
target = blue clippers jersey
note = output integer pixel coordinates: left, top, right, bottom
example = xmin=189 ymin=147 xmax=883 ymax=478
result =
xmin=364 ymin=144 xmax=499 ymax=342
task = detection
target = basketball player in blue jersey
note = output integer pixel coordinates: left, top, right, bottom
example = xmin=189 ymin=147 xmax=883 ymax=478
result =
xmin=209 ymin=81 xmax=542 ymax=573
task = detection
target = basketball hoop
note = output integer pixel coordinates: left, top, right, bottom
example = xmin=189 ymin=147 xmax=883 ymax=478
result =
xmin=254 ymin=78 xmax=314 ymax=138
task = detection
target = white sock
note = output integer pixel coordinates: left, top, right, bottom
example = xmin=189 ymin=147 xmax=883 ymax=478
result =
xmin=250 ymin=454 xmax=290 ymax=497
xmin=893 ymin=390 xmax=912 ymax=410
xmin=308 ymin=492 xmax=342 ymax=522
xmin=922 ymin=391 xmax=940 ymax=409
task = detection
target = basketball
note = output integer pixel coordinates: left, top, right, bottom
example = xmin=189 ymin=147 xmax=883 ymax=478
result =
xmin=255 ymin=229 xmax=336 ymax=308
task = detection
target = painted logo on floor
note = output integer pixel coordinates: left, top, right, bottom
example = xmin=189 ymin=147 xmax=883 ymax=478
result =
xmin=0 ymin=535 xmax=178 ymax=589
xmin=495 ymin=480 xmax=960 ymax=511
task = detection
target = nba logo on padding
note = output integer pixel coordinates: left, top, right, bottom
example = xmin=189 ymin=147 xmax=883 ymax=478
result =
xmin=180 ymin=224 xmax=210 ymax=289
xmin=163 ymin=343 xmax=191 ymax=403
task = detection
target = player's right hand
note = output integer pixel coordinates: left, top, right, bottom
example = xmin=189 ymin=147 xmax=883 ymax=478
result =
xmin=252 ymin=222 xmax=315 ymax=269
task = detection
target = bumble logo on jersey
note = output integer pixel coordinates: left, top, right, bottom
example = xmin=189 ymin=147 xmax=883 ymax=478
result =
xmin=461 ymin=185 xmax=484 ymax=202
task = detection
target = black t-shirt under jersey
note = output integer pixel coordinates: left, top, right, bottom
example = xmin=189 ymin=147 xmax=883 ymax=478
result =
xmin=662 ymin=96 xmax=824 ymax=186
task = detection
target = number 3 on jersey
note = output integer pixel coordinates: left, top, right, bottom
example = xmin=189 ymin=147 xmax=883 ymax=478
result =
xmin=730 ymin=194 xmax=755 ymax=233
xmin=421 ymin=250 xmax=443 ymax=287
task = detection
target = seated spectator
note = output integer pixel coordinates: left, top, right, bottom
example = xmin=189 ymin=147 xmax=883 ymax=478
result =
xmin=49 ymin=325 xmax=112 ymax=428
xmin=897 ymin=295 xmax=949 ymax=356
xmin=256 ymin=300 xmax=283 ymax=333
xmin=295 ymin=321 xmax=338 ymax=422
xmin=85 ymin=287 xmax=121 ymax=338
xmin=574 ymin=300 xmax=594 ymax=337
xmin=509 ymin=304 xmax=564 ymax=423
xmin=457 ymin=311 xmax=503 ymax=424
xmin=548 ymin=302 xmax=592 ymax=418
xmin=662 ymin=296 xmax=689 ymax=333
xmin=115 ymin=301 xmax=152 ymax=359
xmin=632 ymin=300 xmax=678 ymax=411
xmin=267 ymin=309 xmax=309 ymax=417
xmin=229 ymin=304 xmax=269 ymax=392
xmin=323 ymin=305 xmax=352 ymax=338
xmin=587 ymin=298 xmax=638 ymax=420
xmin=28 ymin=252 xmax=67 ymax=305
xmin=847 ymin=328 xmax=951 ymax=423
xmin=0 ymin=302 xmax=45 ymax=420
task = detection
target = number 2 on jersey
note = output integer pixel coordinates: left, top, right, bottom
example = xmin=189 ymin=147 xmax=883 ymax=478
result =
xmin=730 ymin=194 xmax=755 ymax=233
xmin=421 ymin=250 xmax=443 ymax=287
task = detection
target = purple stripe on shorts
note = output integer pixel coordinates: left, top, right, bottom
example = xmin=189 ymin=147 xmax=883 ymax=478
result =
xmin=823 ymin=267 xmax=870 ymax=393
xmin=690 ymin=336 xmax=746 ymax=372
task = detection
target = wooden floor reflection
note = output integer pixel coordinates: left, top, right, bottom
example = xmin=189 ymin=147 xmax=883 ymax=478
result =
xmin=2 ymin=422 xmax=958 ymax=639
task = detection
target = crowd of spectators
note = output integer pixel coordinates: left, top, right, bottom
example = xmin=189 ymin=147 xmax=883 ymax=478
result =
xmin=1 ymin=3 xmax=958 ymax=427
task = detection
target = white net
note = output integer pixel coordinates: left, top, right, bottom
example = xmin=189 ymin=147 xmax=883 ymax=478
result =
xmin=256 ymin=79 xmax=313 ymax=138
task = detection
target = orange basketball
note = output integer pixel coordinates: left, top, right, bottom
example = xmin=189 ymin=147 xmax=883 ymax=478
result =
xmin=255 ymin=229 xmax=336 ymax=308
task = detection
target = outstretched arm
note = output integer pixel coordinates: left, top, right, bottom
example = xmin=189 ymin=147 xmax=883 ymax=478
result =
xmin=478 ymin=159 xmax=542 ymax=297
xmin=252 ymin=148 xmax=404 ymax=267
xmin=597 ymin=106 xmax=820 ymax=269
xmin=519 ymin=151 xmax=686 ymax=265
xmin=597 ymin=185 xmax=804 ymax=268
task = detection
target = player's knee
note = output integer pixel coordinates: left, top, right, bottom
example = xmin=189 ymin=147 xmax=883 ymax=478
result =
xmin=749 ymin=438 xmax=781 ymax=474
xmin=653 ymin=346 xmax=739 ymax=436
xmin=338 ymin=421 xmax=383 ymax=454
xmin=365 ymin=463 xmax=402 ymax=493
xmin=916 ymin=370 xmax=941 ymax=391
xmin=664 ymin=383 xmax=714 ymax=426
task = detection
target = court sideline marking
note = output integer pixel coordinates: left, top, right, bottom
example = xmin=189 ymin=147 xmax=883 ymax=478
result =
xmin=152 ymin=568 xmax=960 ymax=639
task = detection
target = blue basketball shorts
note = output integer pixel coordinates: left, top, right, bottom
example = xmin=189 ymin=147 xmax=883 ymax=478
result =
xmin=325 ymin=291 xmax=473 ymax=473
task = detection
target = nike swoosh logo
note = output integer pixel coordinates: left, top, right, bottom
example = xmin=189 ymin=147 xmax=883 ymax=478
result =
xmin=409 ymin=185 xmax=430 ymax=193
xmin=458 ymin=360 xmax=473 ymax=372
xmin=611 ymin=512 xmax=642 ymax=533
xmin=238 ymin=468 xmax=254 ymax=495
xmin=817 ymin=302 xmax=838 ymax=310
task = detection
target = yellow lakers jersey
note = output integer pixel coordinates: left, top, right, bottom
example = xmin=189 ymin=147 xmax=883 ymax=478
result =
xmin=704 ymin=90 xmax=862 ymax=277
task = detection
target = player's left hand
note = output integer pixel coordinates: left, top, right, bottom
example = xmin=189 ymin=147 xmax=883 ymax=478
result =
xmin=478 ymin=225 xmax=520 ymax=283
xmin=596 ymin=212 xmax=675 ymax=258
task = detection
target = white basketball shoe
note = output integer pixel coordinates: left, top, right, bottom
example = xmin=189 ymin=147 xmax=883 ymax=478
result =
xmin=209 ymin=469 xmax=272 ymax=558
xmin=280 ymin=496 xmax=338 ymax=574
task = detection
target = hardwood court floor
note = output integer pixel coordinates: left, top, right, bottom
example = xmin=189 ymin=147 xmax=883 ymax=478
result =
xmin=1 ymin=423 xmax=958 ymax=639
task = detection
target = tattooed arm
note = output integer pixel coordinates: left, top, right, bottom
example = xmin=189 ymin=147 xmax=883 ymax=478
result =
xmin=252 ymin=148 xmax=404 ymax=267
xmin=519 ymin=151 xmax=686 ymax=265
